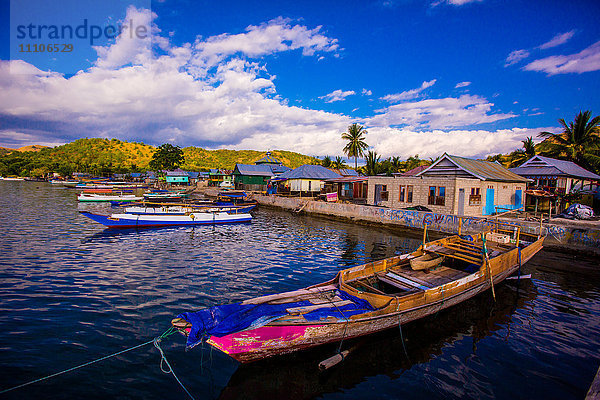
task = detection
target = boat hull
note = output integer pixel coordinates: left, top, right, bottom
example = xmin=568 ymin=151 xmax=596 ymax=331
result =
xmin=181 ymin=235 xmax=544 ymax=363
xmin=80 ymin=211 xmax=252 ymax=228
xmin=78 ymin=194 xmax=143 ymax=202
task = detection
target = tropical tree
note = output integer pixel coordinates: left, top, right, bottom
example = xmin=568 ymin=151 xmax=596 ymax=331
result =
xmin=149 ymin=143 xmax=184 ymax=171
xmin=390 ymin=156 xmax=403 ymax=173
xmin=508 ymin=137 xmax=537 ymax=167
xmin=538 ymin=110 xmax=600 ymax=172
xmin=364 ymin=150 xmax=381 ymax=176
xmin=342 ymin=123 xmax=369 ymax=170
xmin=321 ymin=155 xmax=332 ymax=168
xmin=331 ymin=156 xmax=348 ymax=169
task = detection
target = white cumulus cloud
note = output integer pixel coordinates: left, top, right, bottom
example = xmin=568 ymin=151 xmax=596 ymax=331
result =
xmin=455 ymin=81 xmax=471 ymax=88
xmin=369 ymin=94 xmax=515 ymax=129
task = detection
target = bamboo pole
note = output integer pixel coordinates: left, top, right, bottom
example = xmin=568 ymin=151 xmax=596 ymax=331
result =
xmin=481 ymin=233 xmax=496 ymax=302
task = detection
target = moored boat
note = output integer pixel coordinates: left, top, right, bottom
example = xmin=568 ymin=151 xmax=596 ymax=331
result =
xmin=80 ymin=210 xmax=252 ymax=228
xmin=172 ymin=223 xmax=544 ymax=363
xmin=77 ymin=193 xmax=143 ymax=202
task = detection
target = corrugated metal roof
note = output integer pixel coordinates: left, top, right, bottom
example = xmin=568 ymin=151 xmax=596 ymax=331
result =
xmin=508 ymin=166 xmax=564 ymax=177
xmin=326 ymin=176 xmax=368 ymax=183
xmin=418 ymin=154 xmax=529 ymax=182
xmin=234 ymin=164 xmax=275 ymax=176
xmin=279 ymin=165 xmax=342 ymax=180
xmin=513 ymin=155 xmax=600 ymax=180
xmin=330 ymin=168 xmax=359 ymax=177
xmin=399 ymin=165 xmax=429 ymax=176
xmin=448 ymin=155 xmax=529 ymax=182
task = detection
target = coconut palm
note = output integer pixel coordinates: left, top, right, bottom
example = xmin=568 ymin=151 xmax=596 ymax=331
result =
xmin=390 ymin=156 xmax=403 ymax=173
xmin=508 ymin=137 xmax=537 ymax=167
xmin=538 ymin=110 xmax=600 ymax=171
xmin=321 ymin=155 xmax=332 ymax=168
xmin=331 ymin=156 xmax=348 ymax=169
xmin=342 ymin=123 xmax=369 ymax=170
xmin=364 ymin=150 xmax=381 ymax=176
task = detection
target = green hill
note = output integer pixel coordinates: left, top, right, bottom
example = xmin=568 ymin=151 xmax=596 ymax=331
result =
xmin=0 ymin=138 xmax=319 ymax=177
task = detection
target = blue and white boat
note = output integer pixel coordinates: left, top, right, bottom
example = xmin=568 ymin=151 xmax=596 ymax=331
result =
xmin=80 ymin=210 xmax=252 ymax=228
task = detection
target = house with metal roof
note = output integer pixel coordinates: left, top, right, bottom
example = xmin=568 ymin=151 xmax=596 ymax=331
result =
xmin=509 ymin=155 xmax=600 ymax=194
xmin=233 ymin=163 xmax=291 ymax=191
xmin=367 ymin=153 xmax=529 ymax=216
xmin=278 ymin=165 xmax=342 ymax=194
xmin=208 ymin=169 xmax=233 ymax=187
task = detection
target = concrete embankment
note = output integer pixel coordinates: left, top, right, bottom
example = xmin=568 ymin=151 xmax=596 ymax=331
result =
xmin=249 ymin=193 xmax=600 ymax=256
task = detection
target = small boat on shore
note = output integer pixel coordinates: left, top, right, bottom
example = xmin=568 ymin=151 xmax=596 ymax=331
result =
xmin=80 ymin=209 xmax=252 ymax=228
xmin=77 ymin=193 xmax=143 ymax=202
xmin=0 ymin=177 xmax=26 ymax=181
xmin=172 ymin=223 xmax=544 ymax=363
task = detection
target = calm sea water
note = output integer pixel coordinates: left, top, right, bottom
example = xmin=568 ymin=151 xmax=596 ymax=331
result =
xmin=0 ymin=181 xmax=599 ymax=400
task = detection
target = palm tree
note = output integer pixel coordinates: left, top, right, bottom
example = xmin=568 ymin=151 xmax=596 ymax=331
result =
xmin=331 ymin=156 xmax=348 ymax=169
xmin=364 ymin=150 xmax=381 ymax=176
xmin=538 ymin=110 xmax=600 ymax=171
xmin=321 ymin=155 xmax=332 ymax=168
xmin=508 ymin=137 xmax=537 ymax=167
xmin=390 ymin=156 xmax=403 ymax=173
xmin=342 ymin=123 xmax=369 ymax=170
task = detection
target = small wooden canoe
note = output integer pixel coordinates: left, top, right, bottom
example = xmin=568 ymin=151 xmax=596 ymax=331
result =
xmin=173 ymin=223 xmax=544 ymax=363
xmin=410 ymin=253 xmax=444 ymax=270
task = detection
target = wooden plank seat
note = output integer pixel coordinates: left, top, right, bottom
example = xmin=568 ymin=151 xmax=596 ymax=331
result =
xmin=425 ymin=244 xmax=481 ymax=264
xmin=384 ymin=271 xmax=433 ymax=291
xmin=286 ymin=300 xmax=353 ymax=314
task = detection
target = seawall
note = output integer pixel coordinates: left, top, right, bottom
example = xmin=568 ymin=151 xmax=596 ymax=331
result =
xmin=252 ymin=194 xmax=600 ymax=256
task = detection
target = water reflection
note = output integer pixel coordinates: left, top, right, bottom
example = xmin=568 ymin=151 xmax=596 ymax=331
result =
xmin=218 ymin=281 xmax=537 ymax=400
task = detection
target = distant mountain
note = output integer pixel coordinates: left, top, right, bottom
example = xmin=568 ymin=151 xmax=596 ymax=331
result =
xmin=0 ymin=138 xmax=320 ymax=177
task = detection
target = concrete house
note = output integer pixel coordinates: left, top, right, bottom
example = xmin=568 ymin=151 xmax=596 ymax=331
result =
xmin=278 ymin=165 xmax=341 ymax=195
xmin=367 ymin=153 xmax=529 ymax=217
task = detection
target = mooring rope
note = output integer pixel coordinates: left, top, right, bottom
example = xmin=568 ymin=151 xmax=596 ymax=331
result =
xmin=0 ymin=327 xmax=193 ymax=398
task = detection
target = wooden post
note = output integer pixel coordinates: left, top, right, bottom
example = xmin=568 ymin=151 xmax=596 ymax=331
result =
xmin=538 ymin=213 xmax=544 ymax=239
xmin=515 ymin=226 xmax=521 ymax=247
xmin=422 ymin=223 xmax=428 ymax=249
xmin=458 ymin=217 xmax=463 ymax=235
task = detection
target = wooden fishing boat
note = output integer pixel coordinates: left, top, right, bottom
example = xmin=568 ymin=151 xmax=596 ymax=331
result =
xmin=172 ymin=223 xmax=544 ymax=363
xmin=122 ymin=204 xmax=256 ymax=215
xmin=79 ymin=209 xmax=252 ymax=228
xmin=77 ymin=193 xmax=143 ymax=202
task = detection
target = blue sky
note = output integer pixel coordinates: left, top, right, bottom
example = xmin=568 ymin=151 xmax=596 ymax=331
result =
xmin=1 ymin=0 xmax=599 ymax=159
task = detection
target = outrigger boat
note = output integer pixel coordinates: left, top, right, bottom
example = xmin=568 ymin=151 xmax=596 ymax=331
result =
xmin=172 ymin=223 xmax=544 ymax=363
xmin=80 ymin=209 xmax=252 ymax=228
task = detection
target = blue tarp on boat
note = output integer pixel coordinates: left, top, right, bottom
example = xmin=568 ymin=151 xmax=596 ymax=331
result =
xmin=178 ymin=289 xmax=375 ymax=348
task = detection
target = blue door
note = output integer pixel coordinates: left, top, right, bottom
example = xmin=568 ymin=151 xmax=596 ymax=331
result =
xmin=515 ymin=189 xmax=522 ymax=209
xmin=484 ymin=188 xmax=495 ymax=215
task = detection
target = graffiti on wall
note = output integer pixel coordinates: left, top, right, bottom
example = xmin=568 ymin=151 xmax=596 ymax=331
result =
xmin=370 ymin=205 xmax=600 ymax=249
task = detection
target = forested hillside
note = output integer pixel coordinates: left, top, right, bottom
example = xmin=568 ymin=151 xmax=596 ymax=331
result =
xmin=0 ymin=138 xmax=319 ymax=177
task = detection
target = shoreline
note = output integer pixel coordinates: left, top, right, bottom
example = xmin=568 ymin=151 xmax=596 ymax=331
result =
xmin=201 ymin=188 xmax=600 ymax=257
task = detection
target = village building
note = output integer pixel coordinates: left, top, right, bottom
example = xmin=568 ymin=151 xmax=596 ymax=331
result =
xmin=367 ymin=153 xmax=529 ymax=217
xmin=278 ymin=165 xmax=341 ymax=196
xmin=509 ymin=155 xmax=600 ymax=194
xmin=208 ymin=169 xmax=233 ymax=187
xmin=233 ymin=152 xmax=290 ymax=191
xmin=509 ymin=155 xmax=600 ymax=212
